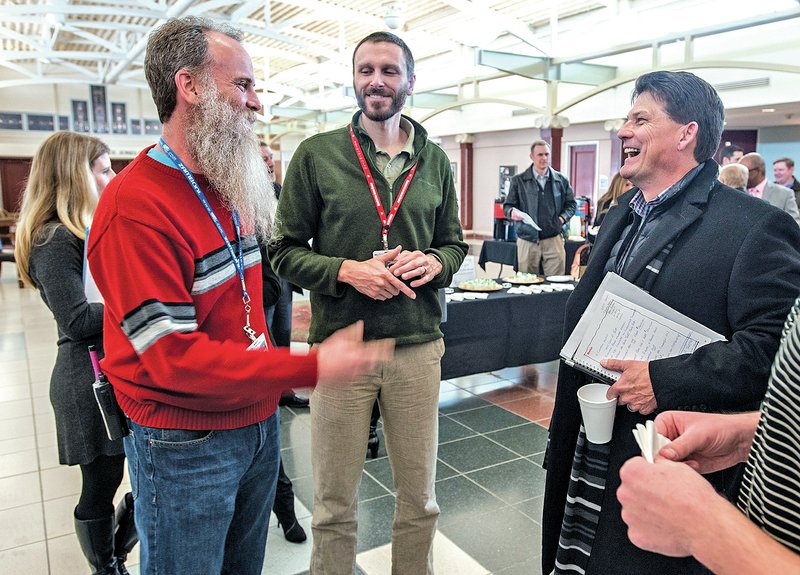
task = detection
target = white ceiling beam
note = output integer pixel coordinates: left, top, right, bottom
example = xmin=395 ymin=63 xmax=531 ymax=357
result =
xmin=0 ymin=4 xmax=162 ymax=19
xmin=69 ymin=21 xmax=152 ymax=33
xmin=230 ymin=0 xmax=264 ymax=22
xmin=259 ymin=81 xmax=308 ymax=101
xmin=99 ymin=0 xmax=161 ymax=8
xmin=0 ymin=58 xmax=99 ymax=82
xmin=273 ymin=27 xmax=340 ymax=49
xmin=437 ymin=0 xmax=547 ymax=54
xmin=0 ymin=26 xmax=47 ymax=51
xmin=54 ymin=59 xmax=100 ymax=79
xmin=244 ymin=43 xmax=317 ymax=65
xmin=267 ymin=0 xmax=382 ymax=28
xmin=553 ymin=7 xmax=800 ymax=65
xmin=104 ymin=0 xmax=198 ymax=84
xmin=59 ymin=24 xmax=121 ymax=53
xmin=0 ymin=77 xmax=109 ymax=90
xmin=235 ymin=21 xmax=321 ymax=51
xmin=0 ymin=50 xmax=126 ymax=61
xmin=0 ymin=60 xmax=37 ymax=79
xmin=187 ymin=0 xmax=247 ymax=17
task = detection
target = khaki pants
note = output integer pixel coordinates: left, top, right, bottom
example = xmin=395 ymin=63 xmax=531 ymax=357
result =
xmin=309 ymin=339 xmax=444 ymax=575
xmin=517 ymin=235 xmax=566 ymax=276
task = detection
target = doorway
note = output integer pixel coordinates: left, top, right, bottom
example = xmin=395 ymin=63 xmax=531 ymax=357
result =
xmin=568 ymin=143 xmax=597 ymax=201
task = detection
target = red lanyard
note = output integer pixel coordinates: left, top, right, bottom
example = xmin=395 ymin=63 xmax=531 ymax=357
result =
xmin=349 ymin=124 xmax=417 ymax=250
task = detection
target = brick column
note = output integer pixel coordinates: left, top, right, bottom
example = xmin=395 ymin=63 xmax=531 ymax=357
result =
xmin=455 ymin=134 xmax=474 ymax=230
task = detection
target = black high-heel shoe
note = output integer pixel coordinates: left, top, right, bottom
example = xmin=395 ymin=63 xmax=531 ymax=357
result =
xmin=276 ymin=513 xmax=307 ymax=543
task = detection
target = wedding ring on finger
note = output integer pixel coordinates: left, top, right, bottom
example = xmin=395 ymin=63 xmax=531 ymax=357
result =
xmin=627 ymin=404 xmax=636 ymax=412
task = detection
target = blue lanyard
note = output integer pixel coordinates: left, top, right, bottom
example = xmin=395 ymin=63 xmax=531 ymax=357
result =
xmin=158 ymin=138 xmax=256 ymax=341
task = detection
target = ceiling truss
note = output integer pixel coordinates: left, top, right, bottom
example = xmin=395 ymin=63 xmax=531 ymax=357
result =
xmin=0 ymin=0 xmax=798 ymax=135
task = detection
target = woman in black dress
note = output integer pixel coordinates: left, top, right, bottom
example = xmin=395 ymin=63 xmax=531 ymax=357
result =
xmin=15 ymin=132 xmax=135 ymax=574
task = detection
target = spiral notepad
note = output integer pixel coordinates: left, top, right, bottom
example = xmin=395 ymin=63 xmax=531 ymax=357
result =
xmin=560 ymin=273 xmax=725 ymax=381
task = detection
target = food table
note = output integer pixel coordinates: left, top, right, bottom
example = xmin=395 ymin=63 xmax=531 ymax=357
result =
xmin=478 ymin=239 xmax=586 ymax=275
xmin=440 ymin=279 xmax=574 ymax=380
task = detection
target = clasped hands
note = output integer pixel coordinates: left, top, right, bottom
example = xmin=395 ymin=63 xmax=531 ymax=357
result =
xmin=338 ymin=245 xmax=442 ymax=301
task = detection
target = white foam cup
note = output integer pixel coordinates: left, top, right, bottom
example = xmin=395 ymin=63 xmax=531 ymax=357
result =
xmin=577 ymin=383 xmax=617 ymax=444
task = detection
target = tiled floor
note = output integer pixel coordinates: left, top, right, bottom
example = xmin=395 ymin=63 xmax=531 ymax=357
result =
xmin=0 ymin=253 xmax=558 ymax=575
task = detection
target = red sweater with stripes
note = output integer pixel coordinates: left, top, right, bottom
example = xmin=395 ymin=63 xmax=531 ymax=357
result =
xmin=87 ymin=146 xmax=317 ymax=430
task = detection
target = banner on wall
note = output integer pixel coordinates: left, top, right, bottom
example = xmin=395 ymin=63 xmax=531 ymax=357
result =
xmin=91 ymin=85 xmax=109 ymax=133
xmin=27 ymin=114 xmax=55 ymax=131
xmin=144 ymin=119 xmax=162 ymax=135
xmin=72 ymin=100 xmax=89 ymax=133
xmin=111 ymin=102 xmax=127 ymax=134
xmin=0 ymin=113 xmax=23 ymax=130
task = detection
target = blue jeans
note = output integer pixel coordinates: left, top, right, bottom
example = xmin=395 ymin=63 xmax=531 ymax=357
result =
xmin=124 ymin=414 xmax=280 ymax=575
xmin=266 ymin=277 xmax=293 ymax=347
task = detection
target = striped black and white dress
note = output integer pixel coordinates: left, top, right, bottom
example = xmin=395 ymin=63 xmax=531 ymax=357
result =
xmin=738 ymin=297 xmax=800 ymax=553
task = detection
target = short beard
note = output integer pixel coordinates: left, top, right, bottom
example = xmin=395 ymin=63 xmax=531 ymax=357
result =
xmin=356 ymin=86 xmax=408 ymax=122
xmin=185 ymin=82 xmax=276 ymax=241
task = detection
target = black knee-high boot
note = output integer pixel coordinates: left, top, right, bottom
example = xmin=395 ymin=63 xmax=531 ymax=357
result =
xmin=272 ymin=461 xmax=307 ymax=543
xmin=113 ymin=493 xmax=138 ymax=575
xmin=74 ymin=511 xmax=118 ymax=575
xmin=367 ymin=400 xmax=381 ymax=459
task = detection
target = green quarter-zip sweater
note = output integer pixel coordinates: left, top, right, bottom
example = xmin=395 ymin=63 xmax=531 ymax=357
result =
xmin=269 ymin=111 xmax=468 ymax=345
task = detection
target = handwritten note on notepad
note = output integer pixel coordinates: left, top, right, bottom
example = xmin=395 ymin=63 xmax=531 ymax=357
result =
xmin=580 ymin=295 xmax=713 ymax=379
xmin=561 ymin=273 xmax=725 ymax=382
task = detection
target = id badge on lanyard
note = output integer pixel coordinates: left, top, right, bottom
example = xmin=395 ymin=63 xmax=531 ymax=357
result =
xmin=349 ymin=124 xmax=417 ymax=253
xmin=158 ymin=138 xmax=267 ymax=348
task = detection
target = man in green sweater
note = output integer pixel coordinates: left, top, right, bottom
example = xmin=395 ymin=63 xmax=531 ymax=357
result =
xmin=269 ymin=31 xmax=467 ymax=575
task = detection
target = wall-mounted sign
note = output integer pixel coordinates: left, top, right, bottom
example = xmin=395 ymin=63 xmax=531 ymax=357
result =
xmin=91 ymin=85 xmax=109 ymax=133
xmin=27 ymin=114 xmax=55 ymax=131
xmin=144 ymin=119 xmax=162 ymax=135
xmin=72 ymin=100 xmax=89 ymax=132
xmin=111 ymin=102 xmax=127 ymax=134
xmin=0 ymin=113 xmax=23 ymax=130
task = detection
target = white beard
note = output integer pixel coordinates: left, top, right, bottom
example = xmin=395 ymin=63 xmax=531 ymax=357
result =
xmin=185 ymin=83 xmax=276 ymax=241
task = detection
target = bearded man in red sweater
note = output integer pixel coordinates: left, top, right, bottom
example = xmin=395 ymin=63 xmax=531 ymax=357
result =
xmin=87 ymin=16 xmax=392 ymax=575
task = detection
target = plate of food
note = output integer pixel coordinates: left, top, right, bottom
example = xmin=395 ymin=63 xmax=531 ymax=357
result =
xmin=458 ymin=278 xmax=503 ymax=292
xmin=502 ymin=272 xmax=544 ymax=285
xmin=546 ymin=275 xmax=574 ymax=283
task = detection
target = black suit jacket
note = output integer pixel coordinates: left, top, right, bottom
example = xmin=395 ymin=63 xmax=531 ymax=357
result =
xmin=541 ymin=161 xmax=800 ymax=574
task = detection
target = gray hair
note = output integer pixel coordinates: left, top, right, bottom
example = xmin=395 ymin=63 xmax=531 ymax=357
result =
xmin=144 ymin=16 xmax=242 ymax=123
xmin=719 ymin=163 xmax=748 ymax=189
